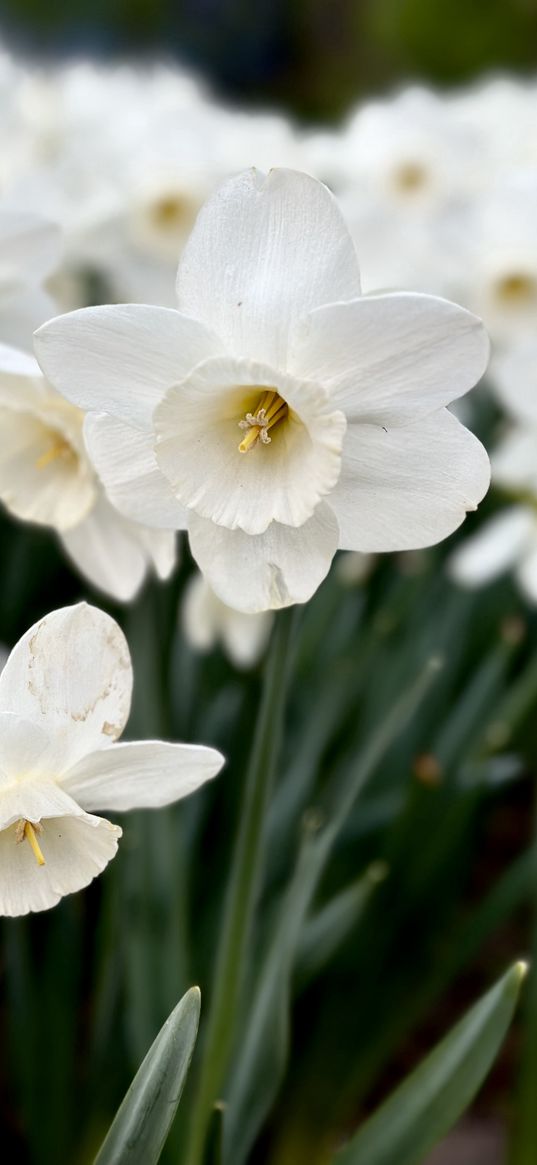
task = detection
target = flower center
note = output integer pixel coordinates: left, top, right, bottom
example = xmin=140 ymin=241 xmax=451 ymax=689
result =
xmin=149 ymin=192 xmax=198 ymax=236
xmin=392 ymin=162 xmax=429 ymax=193
xmin=35 ymin=431 xmax=78 ymax=471
xmin=15 ymin=819 xmax=45 ymax=866
xmin=494 ymin=272 xmax=537 ymax=305
xmin=237 ymin=390 xmax=288 ymax=453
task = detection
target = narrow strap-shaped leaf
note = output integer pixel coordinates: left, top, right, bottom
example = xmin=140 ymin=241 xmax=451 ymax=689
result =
xmin=333 ymin=961 xmax=526 ymax=1165
xmin=93 ymin=986 xmax=200 ymax=1165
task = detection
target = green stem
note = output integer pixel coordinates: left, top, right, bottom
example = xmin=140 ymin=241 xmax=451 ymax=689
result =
xmin=510 ymin=785 xmax=537 ymax=1165
xmin=186 ymin=607 xmax=297 ymax=1165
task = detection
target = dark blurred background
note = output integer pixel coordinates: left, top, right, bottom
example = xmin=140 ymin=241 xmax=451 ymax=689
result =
xmin=3 ymin=0 xmax=537 ymax=120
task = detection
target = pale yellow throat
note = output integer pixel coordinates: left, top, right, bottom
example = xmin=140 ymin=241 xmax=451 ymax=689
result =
xmin=238 ymin=390 xmax=288 ymax=453
xmin=15 ymin=819 xmax=46 ymax=866
xmin=35 ymin=432 xmax=77 ymax=471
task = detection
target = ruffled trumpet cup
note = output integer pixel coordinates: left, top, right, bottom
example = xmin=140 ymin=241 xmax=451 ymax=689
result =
xmin=0 ymin=603 xmax=224 ymax=916
xmin=35 ymin=167 xmax=491 ymax=612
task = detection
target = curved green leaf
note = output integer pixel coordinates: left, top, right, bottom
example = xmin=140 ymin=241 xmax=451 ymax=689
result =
xmin=334 ymin=961 xmax=526 ymax=1165
xmin=94 ymin=986 xmax=200 ymax=1165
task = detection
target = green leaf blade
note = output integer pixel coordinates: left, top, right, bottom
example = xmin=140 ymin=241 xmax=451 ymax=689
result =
xmin=94 ymin=985 xmax=201 ymax=1165
xmin=334 ymin=961 xmax=526 ymax=1165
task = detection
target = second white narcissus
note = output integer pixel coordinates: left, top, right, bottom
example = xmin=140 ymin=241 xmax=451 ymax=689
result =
xmin=0 ymin=342 xmax=176 ymax=600
xmin=35 ymin=168 xmax=491 ymax=613
xmin=0 ymin=603 xmax=224 ymax=916
xmin=450 ymin=340 xmax=537 ymax=601
xmin=182 ymin=572 xmax=273 ymax=668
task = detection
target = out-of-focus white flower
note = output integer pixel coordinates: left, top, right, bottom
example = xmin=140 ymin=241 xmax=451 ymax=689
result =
xmin=449 ymin=76 xmax=537 ymax=176
xmin=0 ymin=602 xmax=224 ymax=916
xmin=459 ymin=173 xmax=537 ymax=347
xmin=0 ymin=212 xmax=61 ymax=349
xmin=451 ymin=343 xmax=537 ymax=600
xmin=93 ymin=101 xmax=302 ymax=307
xmin=182 ymin=572 xmax=273 ymax=668
xmin=36 ymin=168 xmax=490 ymax=613
xmin=0 ymin=343 xmax=176 ymax=600
xmin=490 ymin=339 xmax=537 ymax=422
xmin=450 ymin=505 xmax=537 ymax=601
xmin=326 ymin=86 xmax=484 ymax=297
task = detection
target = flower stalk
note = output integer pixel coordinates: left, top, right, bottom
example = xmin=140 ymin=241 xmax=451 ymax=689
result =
xmin=186 ymin=606 xmax=297 ymax=1165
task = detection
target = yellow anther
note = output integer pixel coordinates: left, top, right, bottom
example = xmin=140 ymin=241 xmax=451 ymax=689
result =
xmin=35 ymin=435 xmax=75 ymax=471
xmin=237 ymin=391 xmax=288 ymax=453
xmin=23 ymin=821 xmax=46 ymax=866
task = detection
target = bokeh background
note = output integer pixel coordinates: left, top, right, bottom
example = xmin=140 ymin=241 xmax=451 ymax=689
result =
xmin=3 ymin=0 xmax=537 ymax=118
xmin=1 ymin=3 xmax=537 ymax=1165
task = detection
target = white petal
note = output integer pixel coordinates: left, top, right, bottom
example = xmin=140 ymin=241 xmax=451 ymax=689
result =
xmin=331 ymin=409 xmax=491 ymax=552
xmin=0 ymin=812 xmax=121 ymax=917
xmin=518 ymin=541 xmax=537 ymax=603
xmin=0 ymin=214 xmax=61 ymax=286
xmin=290 ymin=292 xmax=490 ymax=424
xmin=449 ymin=507 xmax=535 ymax=587
xmin=182 ymin=573 xmax=219 ymax=652
xmin=492 ymin=426 xmax=537 ymax=493
xmin=134 ymin=526 xmax=177 ymax=580
xmin=35 ymin=305 xmax=223 ymax=429
xmin=0 ymin=713 xmax=52 ymax=786
xmin=0 ymin=604 xmax=132 ymax=773
xmin=221 ymin=608 xmax=273 ymax=669
xmin=182 ymin=573 xmax=273 ymax=666
xmin=176 ymin=168 xmax=361 ymax=366
xmin=0 ymin=775 xmax=85 ymax=831
xmin=188 ymin=503 xmax=340 ymax=613
xmin=154 ymin=357 xmax=346 ymax=534
xmin=0 ymin=288 xmax=59 ymax=351
xmin=492 ymin=341 xmax=537 ymax=425
xmin=61 ymin=740 xmax=224 ymax=812
xmin=84 ymin=413 xmax=189 ymax=529
xmin=60 ymin=494 xmax=176 ymax=601
xmin=0 ymin=341 xmax=42 ymax=381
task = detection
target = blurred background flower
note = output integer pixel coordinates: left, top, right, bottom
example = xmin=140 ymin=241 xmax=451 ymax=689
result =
xmin=1 ymin=3 xmax=537 ymax=1164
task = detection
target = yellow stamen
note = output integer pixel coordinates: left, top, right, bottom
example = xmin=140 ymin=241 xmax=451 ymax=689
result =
xmin=238 ymin=426 xmax=263 ymax=454
xmin=238 ymin=391 xmax=288 ymax=453
xmin=35 ymin=436 xmax=75 ymax=471
xmin=24 ymin=821 xmax=46 ymax=866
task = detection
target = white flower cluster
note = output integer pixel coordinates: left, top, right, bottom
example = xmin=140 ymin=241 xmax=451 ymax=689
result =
xmin=1 ymin=48 xmax=513 ymax=625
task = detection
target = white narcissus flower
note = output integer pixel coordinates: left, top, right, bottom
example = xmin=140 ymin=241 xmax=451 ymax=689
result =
xmin=182 ymin=572 xmax=273 ymax=668
xmin=0 ymin=603 xmax=224 ymax=916
xmin=0 ymin=343 xmax=176 ymax=601
xmin=0 ymin=212 xmax=61 ymax=349
xmin=35 ymin=168 xmax=490 ymax=613
xmin=451 ymin=340 xmax=537 ymax=602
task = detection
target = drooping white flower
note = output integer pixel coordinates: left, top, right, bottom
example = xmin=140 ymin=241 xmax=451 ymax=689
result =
xmin=0 ymin=603 xmax=224 ymax=916
xmin=182 ymin=572 xmax=273 ymax=668
xmin=35 ymin=168 xmax=490 ymax=613
xmin=451 ymin=340 xmax=537 ymax=601
xmin=0 ymin=343 xmax=176 ymax=600
xmin=0 ymin=211 xmax=61 ymax=349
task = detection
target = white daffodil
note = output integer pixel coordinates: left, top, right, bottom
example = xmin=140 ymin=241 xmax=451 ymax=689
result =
xmin=0 ymin=343 xmax=176 ymax=600
xmin=451 ymin=340 xmax=537 ymax=601
xmin=456 ymin=172 xmax=537 ymax=348
xmin=35 ymin=168 xmax=490 ymax=613
xmin=182 ymin=572 xmax=273 ymax=668
xmin=0 ymin=603 xmax=224 ymax=916
xmin=0 ymin=211 xmax=61 ymax=349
